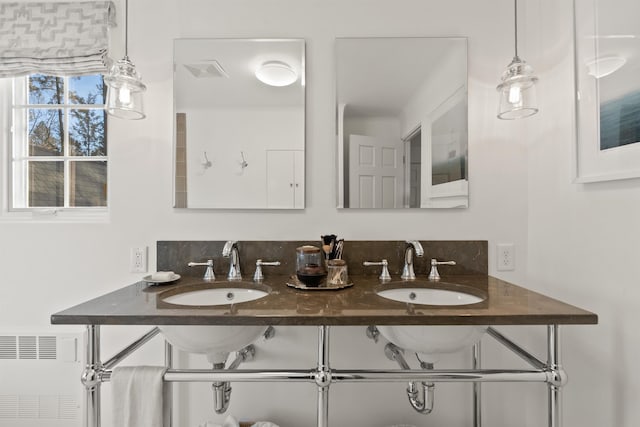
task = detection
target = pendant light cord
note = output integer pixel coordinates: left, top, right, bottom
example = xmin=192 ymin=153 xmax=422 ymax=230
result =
xmin=514 ymin=0 xmax=519 ymax=58
xmin=124 ymin=0 xmax=129 ymax=58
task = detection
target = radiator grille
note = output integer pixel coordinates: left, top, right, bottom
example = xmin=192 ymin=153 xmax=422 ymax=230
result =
xmin=0 ymin=333 xmax=81 ymax=426
xmin=0 ymin=395 xmax=17 ymax=418
xmin=38 ymin=336 xmax=57 ymax=360
xmin=0 ymin=335 xmax=58 ymax=360
xmin=0 ymin=337 xmax=16 ymax=360
xmin=0 ymin=395 xmax=79 ymax=420
xmin=17 ymin=395 xmax=37 ymax=418
xmin=18 ymin=336 xmax=37 ymax=360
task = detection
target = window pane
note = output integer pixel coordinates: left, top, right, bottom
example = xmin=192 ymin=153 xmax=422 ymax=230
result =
xmin=70 ymin=161 xmax=107 ymax=207
xmin=28 ymin=75 xmax=64 ymax=105
xmin=29 ymin=161 xmax=64 ymax=207
xmin=28 ymin=109 xmax=64 ymax=156
xmin=69 ymin=75 xmax=106 ymax=105
xmin=69 ymin=109 xmax=106 ymax=156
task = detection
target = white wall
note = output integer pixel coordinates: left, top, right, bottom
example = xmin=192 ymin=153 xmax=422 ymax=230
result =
xmin=186 ymin=107 xmax=303 ymax=208
xmin=401 ymin=42 xmax=467 ymax=138
xmin=525 ymin=1 xmax=640 ymax=427
xmin=0 ymin=0 xmax=533 ymax=426
xmin=344 ymin=115 xmax=402 ymax=141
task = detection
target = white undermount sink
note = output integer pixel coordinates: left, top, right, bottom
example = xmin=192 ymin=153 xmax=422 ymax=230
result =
xmin=376 ymin=282 xmax=488 ymax=363
xmin=376 ymin=287 xmax=484 ymax=306
xmin=161 ymin=287 xmax=269 ymax=306
xmin=158 ymin=282 xmax=270 ymax=364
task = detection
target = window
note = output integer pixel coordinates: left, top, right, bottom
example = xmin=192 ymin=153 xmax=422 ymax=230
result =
xmin=10 ymin=74 xmax=108 ymax=212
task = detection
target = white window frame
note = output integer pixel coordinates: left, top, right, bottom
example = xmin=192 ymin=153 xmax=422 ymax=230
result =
xmin=0 ymin=75 xmax=110 ymax=222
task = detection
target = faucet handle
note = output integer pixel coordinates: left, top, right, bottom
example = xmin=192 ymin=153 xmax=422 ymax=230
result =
xmin=188 ymin=259 xmax=215 ymax=281
xmin=428 ymin=258 xmax=456 ymax=281
xmin=253 ymin=259 xmax=281 ymax=282
xmin=363 ymin=259 xmax=391 ymax=281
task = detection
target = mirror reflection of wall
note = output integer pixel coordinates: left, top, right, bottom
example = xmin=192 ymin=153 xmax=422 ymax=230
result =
xmin=173 ymin=39 xmax=305 ymax=209
xmin=336 ymin=37 xmax=468 ymax=209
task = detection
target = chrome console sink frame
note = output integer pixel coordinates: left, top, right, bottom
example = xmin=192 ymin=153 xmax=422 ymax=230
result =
xmin=81 ymin=324 xmax=566 ymax=427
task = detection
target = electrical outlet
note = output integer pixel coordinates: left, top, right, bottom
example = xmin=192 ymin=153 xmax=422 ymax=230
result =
xmin=497 ymin=243 xmax=515 ymax=271
xmin=130 ymin=247 xmax=148 ymax=273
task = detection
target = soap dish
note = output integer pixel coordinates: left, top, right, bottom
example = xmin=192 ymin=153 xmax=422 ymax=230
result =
xmin=286 ymin=275 xmax=353 ymax=291
xmin=143 ymin=273 xmax=181 ymax=285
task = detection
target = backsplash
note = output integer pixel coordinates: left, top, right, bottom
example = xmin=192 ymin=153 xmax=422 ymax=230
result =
xmin=157 ymin=240 xmax=488 ymax=278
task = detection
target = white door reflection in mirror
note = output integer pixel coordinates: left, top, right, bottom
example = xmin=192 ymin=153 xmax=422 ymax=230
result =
xmin=173 ymin=39 xmax=305 ymax=209
xmin=348 ymin=135 xmax=403 ymax=208
xmin=336 ymin=37 xmax=468 ymax=209
xmin=266 ymin=150 xmax=304 ymax=209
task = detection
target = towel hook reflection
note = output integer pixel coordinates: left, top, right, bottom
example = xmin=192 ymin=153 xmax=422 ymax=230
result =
xmin=202 ymin=151 xmax=212 ymax=169
xmin=235 ymin=151 xmax=249 ymax=175
xmin=240 ymin=151 xmax=248 ymax=170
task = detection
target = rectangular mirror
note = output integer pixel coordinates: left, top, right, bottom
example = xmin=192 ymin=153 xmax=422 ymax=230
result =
xmin=336 ymin=37 xmax=468 ymax=209
xmin=174 ymin=39 xmax=305 ymax=209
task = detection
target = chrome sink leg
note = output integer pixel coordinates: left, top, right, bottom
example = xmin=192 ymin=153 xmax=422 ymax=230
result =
xmin=472 ymin=341 xmax=482 ymax=427
xmin=165 ymin=341 xmax=174 ymax=427
xmin=316 ymin=326 xmax=331 ymax=427
xmin=548 ymin=325 xmax=565 ymax=427
xmin=82 ymin=325 xmax=101 ymax=427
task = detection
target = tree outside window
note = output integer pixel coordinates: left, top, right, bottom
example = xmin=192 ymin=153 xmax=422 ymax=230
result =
xmin=13 ymin=74 xmax=108 ymax=209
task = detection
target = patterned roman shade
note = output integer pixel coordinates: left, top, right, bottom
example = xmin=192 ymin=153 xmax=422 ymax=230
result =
xmin=0 ymin=1 xmax=115 ymax=77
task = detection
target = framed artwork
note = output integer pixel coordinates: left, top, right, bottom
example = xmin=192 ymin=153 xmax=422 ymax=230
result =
xmin=573 ymin=0 xmax=640 ymax=183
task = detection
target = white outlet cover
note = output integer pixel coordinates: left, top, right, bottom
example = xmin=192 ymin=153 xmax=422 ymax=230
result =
xmin=130 ymin=246 xmax=148 ymax=273
xmin=497 ymin=243 xmax=515 ymax=271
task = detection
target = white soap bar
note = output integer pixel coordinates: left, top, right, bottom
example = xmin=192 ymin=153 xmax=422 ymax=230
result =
xmin=151 ymin=271 xmax=174 ymax=281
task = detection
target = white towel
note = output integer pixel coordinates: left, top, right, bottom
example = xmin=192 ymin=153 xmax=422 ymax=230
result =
xmin=111 ymin=366 xmax=167 ymax=427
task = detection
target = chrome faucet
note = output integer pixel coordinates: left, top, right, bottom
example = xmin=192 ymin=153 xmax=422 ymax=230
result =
xmin=401 ymin=240 xmax=424 ymax=280
xmin=222 ymin=240 xmax=242 ymax=280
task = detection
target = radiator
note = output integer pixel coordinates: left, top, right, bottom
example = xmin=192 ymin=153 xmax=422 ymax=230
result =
xmin=0 ymin=332 xmax=82 ymax=427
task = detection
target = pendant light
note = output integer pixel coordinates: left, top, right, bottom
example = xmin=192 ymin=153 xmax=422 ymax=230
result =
xmin=496 ymin=0 xmax=539 ymax=120
xmin=105 ymin=0 xmax=146 ymax=120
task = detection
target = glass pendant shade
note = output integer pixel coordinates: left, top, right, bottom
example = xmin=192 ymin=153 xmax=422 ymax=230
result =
xmin=496 ymin=0 xmax=539 ymax=120
xmin=105 ymin=56 xmax=146 ymax=120
xmin=497 ymin=56 xmax=538 ymax=120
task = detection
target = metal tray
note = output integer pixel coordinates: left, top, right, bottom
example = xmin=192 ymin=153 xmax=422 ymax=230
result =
xmin=286 ymin=275 xmax=353 ymax=291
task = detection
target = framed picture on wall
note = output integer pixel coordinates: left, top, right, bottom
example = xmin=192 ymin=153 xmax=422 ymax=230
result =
xmin=573 ymin=0 xmax=640 ymax=183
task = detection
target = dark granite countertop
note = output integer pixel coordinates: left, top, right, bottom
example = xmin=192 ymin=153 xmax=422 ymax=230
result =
xmin=50 ymin=275 xmax=597 ymax=326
